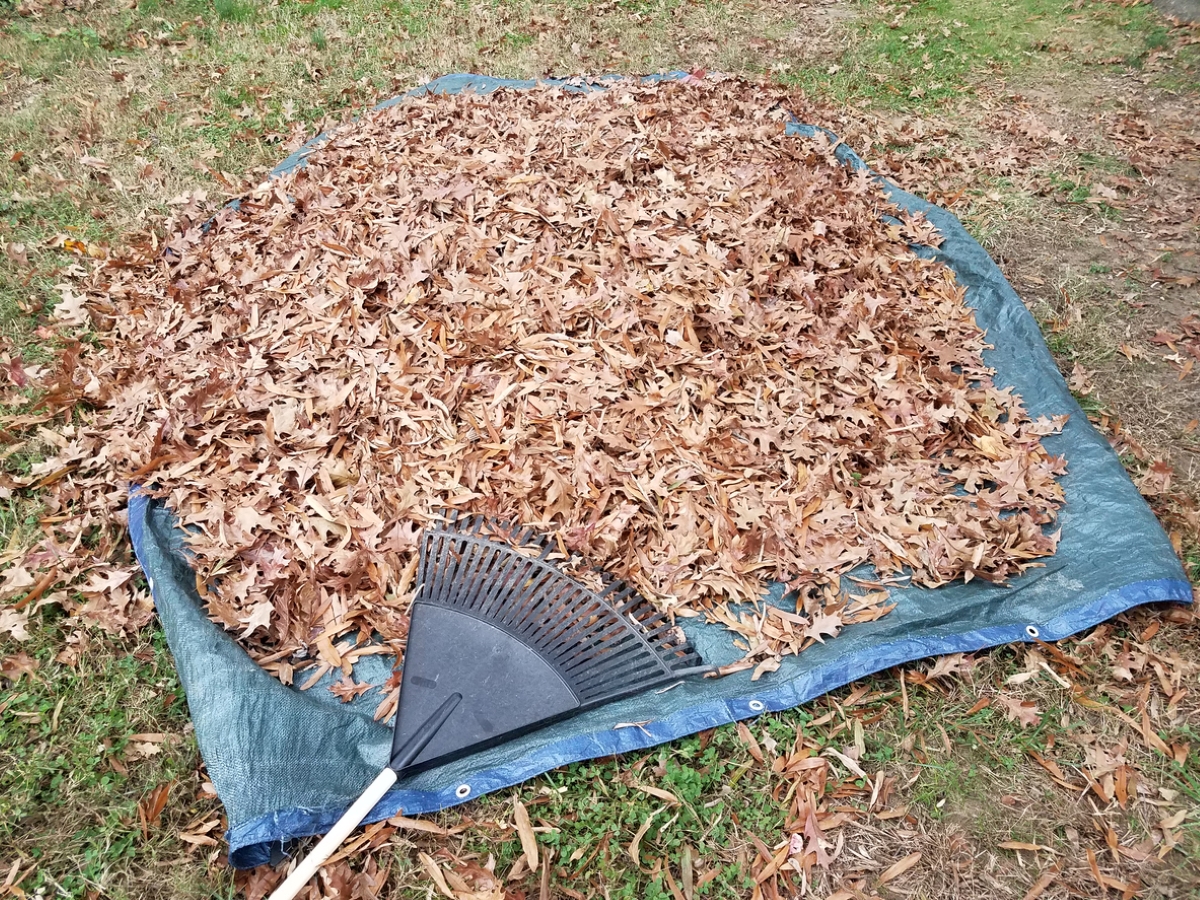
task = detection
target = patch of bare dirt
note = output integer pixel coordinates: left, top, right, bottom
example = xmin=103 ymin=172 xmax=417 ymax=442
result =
xmin=986 ymin=82 xmax=1200 ymax=494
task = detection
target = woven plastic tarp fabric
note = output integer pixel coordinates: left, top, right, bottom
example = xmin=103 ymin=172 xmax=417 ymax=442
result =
xmin=126 ymin=74 xmax=1193 ymax=869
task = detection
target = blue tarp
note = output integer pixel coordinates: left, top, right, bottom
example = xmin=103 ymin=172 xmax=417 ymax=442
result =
xmin=127 ymin=73 xmax=1192 ymax=869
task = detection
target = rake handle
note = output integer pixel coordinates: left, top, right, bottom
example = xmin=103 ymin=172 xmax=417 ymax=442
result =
xmin=265 ymin=692 xmax=462 ymax=900
xmin=267 ymin=767 xmax=397 ymax=900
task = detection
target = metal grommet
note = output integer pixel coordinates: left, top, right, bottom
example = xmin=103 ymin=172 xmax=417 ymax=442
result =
xmin=1026 ymin=625 xmax=1040 ymax=639
xmin=748 ymin=700 xmax=765 ymax=712
xmin=455 ymin=784 xmax=471 ymax=799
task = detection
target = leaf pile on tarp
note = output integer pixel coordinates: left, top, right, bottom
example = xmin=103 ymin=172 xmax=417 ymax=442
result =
xmin=13 ymin=78 xmax=1066 ymax=680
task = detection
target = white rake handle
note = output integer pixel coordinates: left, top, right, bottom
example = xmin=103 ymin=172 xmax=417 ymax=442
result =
xmin=267 ymin=767 xmax=398 ymax=900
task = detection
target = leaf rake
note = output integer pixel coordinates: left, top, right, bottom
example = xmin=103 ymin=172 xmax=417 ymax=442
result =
xmin=269 ymin=512 xmax=714 ymax=900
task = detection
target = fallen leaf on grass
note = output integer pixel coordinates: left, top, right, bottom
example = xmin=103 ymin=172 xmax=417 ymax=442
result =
xmin=751 ymin=836 xmax=789 ymax=885
xmin=139 ymin=781 xmax=173 ymax=838
xmin=513 ymin=798 xmax=539 ymax=873
xmin=997 ymin=694 xmax=1042 ymax=728
xmin=0 ymin=651 xmax=39 ymax=683
xmin=1 ymin=859 xmax=32 ymax=895
xmin=4 ymin=354 xmax=29 ymax=389
xmin=1159 ymin=808 xmax=1188 ymax=830
xmin=634 ymin=784 xmax=681 ymax=806
xmin=823 ymin=746 xmax=868 ymax=780
xmin=1152 ymin=329 xmax=1183 ymax=349
xmin=1085 ymin=847 xmax=1132 ymax=893
xmin=628 ymin=807 xmax=664 ymax=870
xmin=50 ymin=284 xmax=89 ymax=327
xmin=128 ymin=731 xmax=171 ymax=743
xmin=963 ymin=697 xmax=991 ymax=715
xmin=680 ymin=844 xmax=694 ymax=900
xmin=736 ymin=721 xmax=765 ymax=763
xmin=789 ymin=804 xmax=833 ymax=869
xmin=998 ymin=840 xmax=1056 ymax=853
xmin=0 ymin=566 xmax=36 ymax=601
xmin=1069 ymin=362 xmax=1094 ymax=396
xmin=1118 ymin=342 xmax=1145 ymax=362
xmin=418 ymin=851 xmax=454 ymax=898
xmin=1027 ymin=748 xmax=1084 ymax=792
xmin=0 ymin=608 xmax=30 ymax=641
xmin=925 ymin=652 xmax=975 ymax=681
xmin=178 ymin=817 xmax=221 ymax=848
xmin=877 ymin=851 xmax=922 ymax=885
xmin=385 ymin=816 xmax=456 ymax=835
xmin=178 ymin=831 xmax=219 ymax=847
xmin=1021 ymin=863 xmax=1061 ymax=900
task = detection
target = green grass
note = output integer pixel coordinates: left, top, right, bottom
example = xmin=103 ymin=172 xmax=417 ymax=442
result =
xmin=298 ymin=0 xmax=347 ymax=15
xmin=435 ymin=728 xmax=796 ymax=898
xmin=0 ymin=495 xmax=43 ymax=549
xmin=1 ymin=615 xmax=228 ymax=899
xmin=781 ymin=0 xmax=1198 ymax=109
xmin=213 ymin=0 xmax=257 ymax=23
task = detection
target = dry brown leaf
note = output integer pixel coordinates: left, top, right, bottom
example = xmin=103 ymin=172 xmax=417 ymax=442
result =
xmin=513 ymin=798 xmax=539 ymax=873
xmin=329 ymin=676 xmax=373 ymax=703
xmin=751 ymin=656 xmax=781 ymax=681
xmin=418 ymin=851 xmax=455 ymax=899
xmin=0 ymin=651 xmax=39 ymax=683
xmin=0 ymin=608 xmax=30 ymax=642
xmin=1021 ymin=863 xmax=1062 ymax=900
xmin=138 ymin=781 xmax=173 ymax=839
xmin=386 ymin=816 xmax=453 ymax=835
xmin=628 ymin=806 xmax=664 ymax=870
xmin=925 ymin=653 xmax=975 ymax=681
xmin=736 ymin=721 xmax=765 ymax=763
xmin=998 ymin=841 xmax=1055 ymax=853
xmin=997 ymin=694 xmax=1042 ymax=728
xmin=634 ymin=784 xmax=681 ymax=806
xmin=877 ymin=851 xmax=922 ymax=885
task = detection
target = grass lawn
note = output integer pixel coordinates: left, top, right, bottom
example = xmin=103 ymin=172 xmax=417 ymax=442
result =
xmin=2 ymin=0 xmax=1198 ymax=897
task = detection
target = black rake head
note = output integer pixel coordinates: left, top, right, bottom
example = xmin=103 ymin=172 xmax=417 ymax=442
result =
xmin=388 ymin=512 xmax=712 ymax=774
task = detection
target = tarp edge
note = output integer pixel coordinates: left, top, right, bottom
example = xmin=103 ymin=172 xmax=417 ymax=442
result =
xmin=225 ymin=575 xmax=1191 ymax=867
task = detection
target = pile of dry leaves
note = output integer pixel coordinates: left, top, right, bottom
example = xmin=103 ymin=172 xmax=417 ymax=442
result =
xmin=7 ymin=78 xmax=1067 ymax=679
